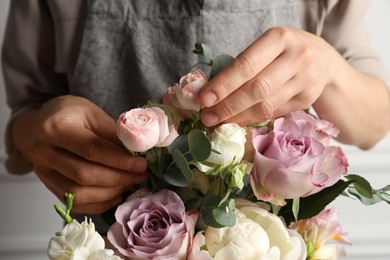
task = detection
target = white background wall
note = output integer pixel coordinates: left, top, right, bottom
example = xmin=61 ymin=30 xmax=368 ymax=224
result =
xmin=0 ymin=1 xmax=389 ymax=259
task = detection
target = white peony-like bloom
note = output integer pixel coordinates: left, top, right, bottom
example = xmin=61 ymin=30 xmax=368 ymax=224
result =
xmin=47 ymin=218 xmax=122 ymax=260
xmin=188 ymin=199 xmax=306 ymax=260
xmin=207 ymin=123 xmax=247 ymax=166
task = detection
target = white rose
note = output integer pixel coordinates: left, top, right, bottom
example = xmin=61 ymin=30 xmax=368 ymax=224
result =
xmin=48 ymin=218 xmax=122 ymax=260
xmin=188 ymin=199 xmax=306 ymax=260
xmin=207 ymin=123 xmax=246 ymax=166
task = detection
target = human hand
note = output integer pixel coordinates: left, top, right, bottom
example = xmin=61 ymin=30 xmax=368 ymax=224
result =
xmin=30 ymin=95 xmax=148 ymax=214
xmin=199 ymin=27 xmax=337 ymax=126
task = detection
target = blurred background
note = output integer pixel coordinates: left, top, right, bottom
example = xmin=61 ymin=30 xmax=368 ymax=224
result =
xmin=0 ymin=1 xmax=389 ymax=259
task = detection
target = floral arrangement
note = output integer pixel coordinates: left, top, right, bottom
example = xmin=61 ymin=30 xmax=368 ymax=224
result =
xmin=47 ymin=43 xmax=390 ymax=260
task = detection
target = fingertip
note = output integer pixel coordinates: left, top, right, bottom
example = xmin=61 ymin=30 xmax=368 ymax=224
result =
xmin=200 ymin=90 xmax=218 ymax=107
xmin=132 ymin=157 xmax=148 ymax=172
xmin=200 ymin=110 xmax=219 ymax=127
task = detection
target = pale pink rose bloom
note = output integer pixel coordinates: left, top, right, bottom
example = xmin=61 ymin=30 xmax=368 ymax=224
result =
xmin=170 ymin=70 xmax=208 ymax=111
xmin=285 ymin=110 xmax=339 ymax=145
xmin=290 ymin=208 xmax=351 ymax=259
xmin=116 ymin=107 xmax=178 ymax=152
xmin=107 ymin=189 xmax=197 ymax=260
xmin=250 ymin=117 xmax=348 ymax=205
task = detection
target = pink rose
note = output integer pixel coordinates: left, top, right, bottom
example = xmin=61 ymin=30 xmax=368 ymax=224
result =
xmin=117 ymin=107 xmax=179 ymax=152
xmin=167 ymin=70 xmax=208 ymax=111
xmin=285 ymin=110 xmax=339 ymax=145
xmin=250 ymin=117 xmax=348 ymax=205
xmin=107 ymin=189 xmax=197 ymax=260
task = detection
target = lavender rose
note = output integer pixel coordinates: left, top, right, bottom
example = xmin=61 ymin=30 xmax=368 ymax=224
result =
xmin=250 ymin=117 xmax=348 ymax=205
xmin=285 ymin=110 xmax=339 ymax=145
xmin=107 ymin=189 xmax=197 ymax=260
xmin=117 ymin=107 xmax=178 ymax=152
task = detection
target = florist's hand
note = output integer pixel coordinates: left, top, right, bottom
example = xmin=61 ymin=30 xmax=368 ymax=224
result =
xmin=199 ymin=27 xmax=336 ymax=126
xmin=30 ymin=95 xmax=148 ymax=214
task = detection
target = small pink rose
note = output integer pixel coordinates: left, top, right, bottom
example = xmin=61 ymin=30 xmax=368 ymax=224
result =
xmin=250 ymin=117 xmax=348 ymax=205
xmin=116 ymin=107 xmax=179 ymax=152
xmin=108 ymin=189 xmax=197 ymax=260
xmin=168 ymin=70 xmax=208 ymax=111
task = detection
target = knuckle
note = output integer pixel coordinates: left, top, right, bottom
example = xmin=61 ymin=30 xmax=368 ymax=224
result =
xmin=256 ymin=99 xmax=275 ymax=119
xmin=219 ymin=100 xmax=237 ymax=119
xmin=73 ymin=167 xmax=92 ymax=185
xmin=80 ymin=141 xmax=98 ymax=161
xmin=297 ymin=45 xmax=314 ymax=65
xmin=251 ymin=76 xmax=272 ymax=100
xmin=234 ymin=54 xmax=259 ymax=79
xmin=268 ymin=26 xmax=292 ymax=41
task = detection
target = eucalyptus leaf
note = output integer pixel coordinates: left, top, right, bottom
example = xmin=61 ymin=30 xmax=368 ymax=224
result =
xmin=170 ymin=135 xmax=189 ymax=154
xmin=347 ymin=187 xmax=383 ymax=205
xmin=201 ymin=195 xmax=235 ymax=228
xmin=158 ymin=148 xmax=168 ymax=178
xmin=171 ymin=149 xmax=193 ymax=184
xmin=380 ymin=185 xmax=390 ymax=192
xmin=210 ymin=54 xmax=234 ymax=79
xmin=193 ymin=43 xmax=214 ymax=64
xmin=163 ymin=167 xmax=191 ymax=187
xmin=188 ymin=129 xmax=211 ymax=162
xmin=345 ymin=174 xmax=373 ymax=198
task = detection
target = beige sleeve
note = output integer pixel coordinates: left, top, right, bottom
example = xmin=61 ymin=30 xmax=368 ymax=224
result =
xmin=302 ymin=0 xmax=390 ymax=87
xmin=1 ymin=0 xmax=68 ymax=174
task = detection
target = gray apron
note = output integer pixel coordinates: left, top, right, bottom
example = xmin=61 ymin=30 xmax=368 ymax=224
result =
xmin=70 ymin=0 xmax=301 ymax=234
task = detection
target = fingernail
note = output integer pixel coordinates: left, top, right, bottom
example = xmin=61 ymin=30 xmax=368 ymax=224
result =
xmin=202 ymin=92 xmax=218 ymax=106
xmin=133 ymin=158 xmax=147 ymax=172
xmin=202 ymin=111 xmax=219 ymax=126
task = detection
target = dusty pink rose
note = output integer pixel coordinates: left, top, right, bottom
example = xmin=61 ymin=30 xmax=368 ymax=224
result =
xmin=107 ymin=189 xmax=197 ymax=260
xmin=250 ymin=117 xmax=348 ymax=205
xmin=285 ymin=110 xmax=339 ymax=145
xmin=167 ymin=70 xmax=208 ymax=111
xmin=290 ymin=208 xmax=351 ymax=259
xmin=116 ymin=107 xmax=178 ymax=152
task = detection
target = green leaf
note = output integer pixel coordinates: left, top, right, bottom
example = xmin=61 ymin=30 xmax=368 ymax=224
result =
xmin=170 ymin=135 xmax=189 ymax=154
xmin=158 ymin=148 xmax=168 ymax=178
xmin=172 ymin=149 xmax=193 ymax=187
xmin=188 ymin=129 xmax=211 ymax=162
xmin=210 ymin=54 xmax=234 ymax=79
xmin=279 ymin=179 xmax=352 ymax=225
xmin=345 ymin=174 xmax=373 ymax=198
xmin=201 ymin=195 xmax=235 ymax=228
xmin=163 ymin=167 xmax=191 ymax=187
xmin=347 ymin=187 xmax=383 ymax=205
xmin=380 ymin=185 xmax=390 ymax=192
xmin=193 ymin=43 xmax=213 ymax=64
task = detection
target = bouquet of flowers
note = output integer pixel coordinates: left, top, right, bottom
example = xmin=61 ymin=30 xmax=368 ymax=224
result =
xmin=47 ymin=43 xmax=390 ymax=260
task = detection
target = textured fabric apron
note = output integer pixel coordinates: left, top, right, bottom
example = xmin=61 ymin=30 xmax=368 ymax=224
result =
xmin=70 ymin=0 xmax=301 ymax=233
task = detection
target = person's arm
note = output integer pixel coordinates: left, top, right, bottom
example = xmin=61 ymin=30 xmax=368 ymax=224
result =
xmin=198 ymin=1 xmax=390 ymax=150
xmin=2 ymin=0 xmax=147 ymax=214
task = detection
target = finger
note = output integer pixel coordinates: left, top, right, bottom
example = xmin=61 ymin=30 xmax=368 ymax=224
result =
xmin=34 ymin=166 xmax=129 ymax=206
xmin=199 ymin=28 xmax=287 ymax=108
xmin=201 ymin=51 xmax=297 ymax=126
xmin=44 ymin=122 xmax=147 ymax=173
xmin=88 ymin=110 xmax=123 ymax=146
xmin=71 ymin=196 xmax=123 ymax=214
xmin=223 ymin=78 xmax=304 ymax=125
xmin=35 ymin=144 xmax=147 ymax=186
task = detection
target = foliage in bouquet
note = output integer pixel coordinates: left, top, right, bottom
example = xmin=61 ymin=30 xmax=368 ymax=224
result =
xmin=48 ymin=43 xmax=390 ymax=260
